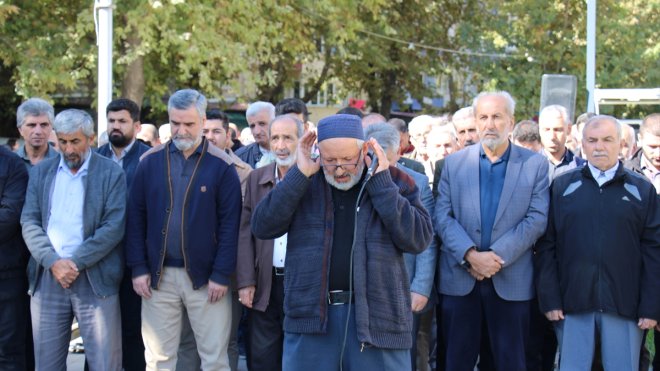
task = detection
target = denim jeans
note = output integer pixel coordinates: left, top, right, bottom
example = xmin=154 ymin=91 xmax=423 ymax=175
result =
xmin=283 ymin=304 xmax=410 ymax=371
xmin=31 ymin=269 xmax=121 ymax=371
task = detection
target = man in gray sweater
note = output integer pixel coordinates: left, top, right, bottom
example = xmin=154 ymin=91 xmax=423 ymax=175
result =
xmin=21 ymin=109 xmax=126 ymax=371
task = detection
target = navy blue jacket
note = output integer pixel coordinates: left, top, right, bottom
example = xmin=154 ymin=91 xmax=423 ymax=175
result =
xmin=0 ymin=147 xmax=29 ymax=298
xmin=126 ymin=138 xmax=242 ymax=288
xmin=234 ymin=142 xmax=263 ymax=169
xmin=97 ymin=140 xmax=151 ymax=190
xmin=535 ymin=163 xmax=660 ymax=321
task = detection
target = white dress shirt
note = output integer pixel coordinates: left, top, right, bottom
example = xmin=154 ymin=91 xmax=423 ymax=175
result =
xmin=110 ymin=139 xmax=136 ymax=166
xmin=272 ymin=165 xmax=287 ymax=268
xmin=47 ymin=151 xmax=91 ymax=258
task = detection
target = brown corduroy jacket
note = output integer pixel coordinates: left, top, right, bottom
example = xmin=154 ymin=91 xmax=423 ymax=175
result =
xmin=236 ymin=162 xmax=277 ymax=312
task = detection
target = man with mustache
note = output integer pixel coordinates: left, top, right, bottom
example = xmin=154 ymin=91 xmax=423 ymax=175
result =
xmin=435 ymin=91 xmax=549 ymax=371
xmin=126 ymin=89 xmax=242 ymax=370
xmin=251 ymin=114 xmax=433 ymax=370
xmin=527 ymin=104 xmax=585 ymax=371
xmin=97 ymin=98 xmax=151 ymax=371
xmin=452 ymin=106 xmax=479 ymax=149
xmin=536 ymin=115 xmax=660 ymax=370
xmin=21 ymin=109 xmax=127 ymax=370
xmin=235 ymin=101 xmax=275 ymax=168
xmin=15 ymin=98 xmax=59 ymax=168
xmin=236 ymin=115 xmax=303 ymax=371
xmin=539 ymin=105 xmax=585 ymax=181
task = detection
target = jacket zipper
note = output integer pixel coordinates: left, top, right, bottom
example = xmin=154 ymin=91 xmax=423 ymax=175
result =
xmin=179 ymin=141 xmax=206 ymax=286
xmin=159 ymin=149 xmax=175 ymax=288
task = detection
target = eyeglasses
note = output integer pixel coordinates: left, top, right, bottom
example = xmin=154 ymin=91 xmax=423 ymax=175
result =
xmin=320 ymin=151 xmax=362 ymax=172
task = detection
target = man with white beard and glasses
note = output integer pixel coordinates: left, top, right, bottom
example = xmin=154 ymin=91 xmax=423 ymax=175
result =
xmin=236 ymin=115 xmax=303 ymax=371
xmin=126 ymin=89 xmax=242 ymax=370
xmin=251 ymin=114 xmax=433 ymax=370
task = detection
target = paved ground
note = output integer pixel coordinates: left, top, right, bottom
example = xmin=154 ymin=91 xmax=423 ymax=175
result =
xmin=66 ymin=352 xmax=249 ymax=370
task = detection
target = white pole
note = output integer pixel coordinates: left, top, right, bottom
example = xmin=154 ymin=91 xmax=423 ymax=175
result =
xmin=95 ymin=0 xmax=113 ymax=142
xmin=586 ymin=0 xmax=596 ymax=113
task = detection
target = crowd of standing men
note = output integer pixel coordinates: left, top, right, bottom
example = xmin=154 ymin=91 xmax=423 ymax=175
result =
xmin=0 ymin=89 xmax=658 ymax=371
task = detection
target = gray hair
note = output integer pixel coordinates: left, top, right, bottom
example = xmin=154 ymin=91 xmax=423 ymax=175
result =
xmin=582 ymin=115 xmax=622 ymax=140
xmin=621 ymin=123 xmax=636 ymax=146
xmin=246 ymin=101 xmax=276 ymax=120
xmin=168 ymin=89 xmax=207 ymax=119
xmin=269 ymin=115 xmax=304 ymax=138
xmin=388 ymin=118 xmax=408 ymax=133
xmin=408 ymin=115 xmax=434 ymax=132
xmin=512 ymin=120 xmax=541 ymax=143
xmin=539 ymin=105 xmax=570 ymax=127
xmin=53 ymin=109 xmax=95 ymax=137
xmin=17 ymin=98 xmax=55 ymax=128
xmin=472 ymin=91 xmax=516 ymax=117
xmin=429 ymin=123 xmax=457 ymax=141
xmin=364 ymin=123 xmax=401 ymax=153
xmin=452 ymin=106 xmax=473 ymax=123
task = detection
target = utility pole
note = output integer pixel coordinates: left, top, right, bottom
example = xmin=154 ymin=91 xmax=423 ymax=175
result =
xmin=95 ymin=0 xmax=113 ymax=140
xmin=586 ymin=0 xmax=596 ymax=113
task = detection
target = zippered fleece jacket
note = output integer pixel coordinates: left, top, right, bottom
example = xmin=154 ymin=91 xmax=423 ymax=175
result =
xmin=251 ymin=165 xmax=433 ymax=349
xmin=535 ymin=163 xmax=660 ymax=321
xmin=126 ymin=139 xmax=242 ymax=289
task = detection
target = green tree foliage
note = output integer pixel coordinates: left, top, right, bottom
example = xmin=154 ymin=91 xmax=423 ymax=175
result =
xmin=0 ymin=0 xmax=656 ymax=136
xmin=460 ymin=0 xmax=659 ymax=120
xmin=333 ymin=0 xmax=480 ymax=117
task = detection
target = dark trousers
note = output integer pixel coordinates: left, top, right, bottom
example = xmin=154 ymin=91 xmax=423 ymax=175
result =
xmin=654 ymin=329 xmax=660 ymax=370
xmin=526 ymin=297 xmax=557 ymax=371
xmin=441 ymin=279 xmax=530 ymax=371
xmin=119 ymin=270 xmax=145 ymax=371
xmin=85 ymin=271 xmax=145 ymax=371
xmin=0 ymin=293 xmax=29 ymax=371
xmin=248 ymin=271 xmax=285 ymax=371
xmin=411 ymin=311 xmax=422 ymax=370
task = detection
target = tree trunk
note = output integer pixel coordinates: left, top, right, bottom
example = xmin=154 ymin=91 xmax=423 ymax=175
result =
xmin=379 ymin=70 xmax=396 ymax=119
xmin=446 ymin=73 xmax=459 ymax=113
xmin=302 ymin=47 xmax=332 ymax=103
xmin=120 ymin=33 xmax=145 ymax=107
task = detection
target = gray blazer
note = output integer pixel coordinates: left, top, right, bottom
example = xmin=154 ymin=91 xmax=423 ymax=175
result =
xmin=21 ymin=152 xmax=127 ymax=297
xmin=435 ymin=143 xmax=549 ymax=301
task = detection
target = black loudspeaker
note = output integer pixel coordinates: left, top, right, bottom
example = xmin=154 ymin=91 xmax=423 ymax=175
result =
xmin=540 ymin=74 xmax=578 ymax=123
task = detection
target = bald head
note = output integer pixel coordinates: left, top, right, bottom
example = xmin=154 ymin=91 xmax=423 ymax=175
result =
xmin=137 ymin=123 xmax=159 ymax=146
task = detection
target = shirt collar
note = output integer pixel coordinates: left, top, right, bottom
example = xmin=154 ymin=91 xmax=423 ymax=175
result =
xmin=587 ymin=161 xmax=618 ymax=180
xmin=641 ymin=154 xmax=660 ymax=177
xmin=110 ymin=139 xmax=136 ymax=159
xmin=17 ymin=143 xmax=57 ymax=161
xmin=544 ymin=148 xmax=573 ymax=166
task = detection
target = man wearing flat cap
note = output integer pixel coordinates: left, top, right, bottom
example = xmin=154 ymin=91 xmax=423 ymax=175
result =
xmin=251 ymin=114 xmax=433 ymax=370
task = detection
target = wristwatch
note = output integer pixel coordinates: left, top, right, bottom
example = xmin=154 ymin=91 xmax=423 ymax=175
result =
xmin=461 ymin=247 xmax=476 ymax=270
